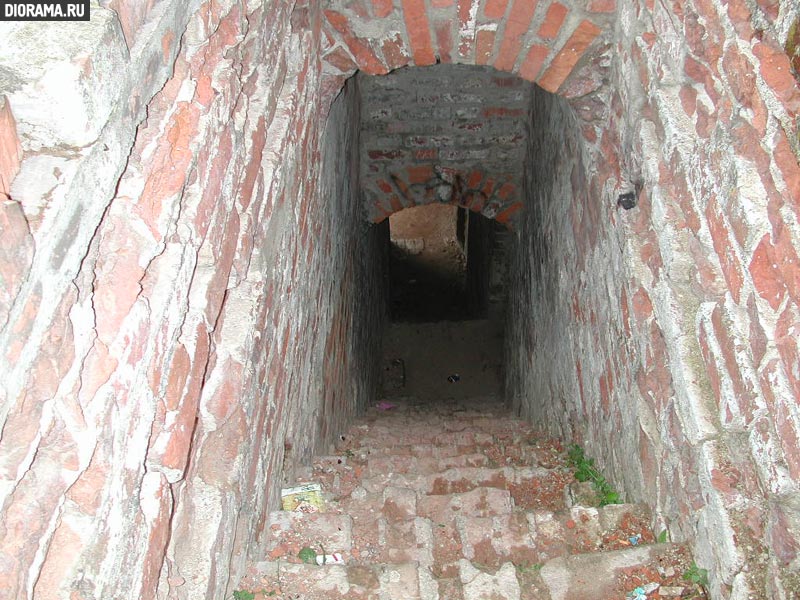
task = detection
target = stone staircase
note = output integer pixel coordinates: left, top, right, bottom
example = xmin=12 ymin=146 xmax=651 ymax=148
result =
xmin=238 ymin=397 xmax=700 ymax=599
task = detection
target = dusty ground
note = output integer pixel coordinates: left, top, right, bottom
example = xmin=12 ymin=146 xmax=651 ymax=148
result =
xmin=380 ymin=319 xmax=504 ymax=403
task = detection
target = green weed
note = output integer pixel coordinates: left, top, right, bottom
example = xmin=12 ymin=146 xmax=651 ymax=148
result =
xmin=566 ymin=444 xmax=620 ymax=506
xmin=232 ymin=591 xmax=255 ymax=600
xmin=515 ymin=562 xmax=543 ymax=575
xmin=683 ymin=562 xmax=709 ymax=587
xmin=298 ymin=546 xmax=317 ymax=565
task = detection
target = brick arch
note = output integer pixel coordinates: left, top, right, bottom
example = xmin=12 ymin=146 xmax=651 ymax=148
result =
xmin=321 ymin=0 xmax=613 ymax=95
xmin=321 ymin=1 xmax=615 ymax=228
xmin=371 ymin=162 xmax=524 ymax=226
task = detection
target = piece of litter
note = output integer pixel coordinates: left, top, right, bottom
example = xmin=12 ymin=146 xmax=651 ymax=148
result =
xmin=629 ymin=533 xmax=642 ymax=545
xmin=626 ymin=587 xmax=647 ymax=600
xmin=281 ymin=483 xmax=324 ymax=513
xmin=316 ymin=553 xmax=344 ymax=565
xmin=376 ymin=400 xmax=397 ymax=411
xmin=447 ymin=374 xmax=461 ymax=383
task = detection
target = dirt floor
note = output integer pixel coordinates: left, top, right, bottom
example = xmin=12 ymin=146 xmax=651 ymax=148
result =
xmin=380 ymin=319 xmax=504 ymax=403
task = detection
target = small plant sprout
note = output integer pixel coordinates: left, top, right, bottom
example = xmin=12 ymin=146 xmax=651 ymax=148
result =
xmin=683 ymin=562 xmax=709 ymax=587
xmin=566 ymin=444 xmax=620 ymax=506
xmin=298 ymin=546 xmax=317 ymax=564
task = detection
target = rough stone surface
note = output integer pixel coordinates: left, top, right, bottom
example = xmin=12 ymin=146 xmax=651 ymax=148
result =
xmin=0 ymin=3 xmax=385 ymax=599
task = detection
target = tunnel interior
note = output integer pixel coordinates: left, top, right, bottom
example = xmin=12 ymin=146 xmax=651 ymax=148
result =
xmin=1 ymin=1 xmax=799 ymax=599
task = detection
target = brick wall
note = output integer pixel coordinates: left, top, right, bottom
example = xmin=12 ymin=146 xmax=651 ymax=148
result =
xmin=0 ymin=2 xmax=385 ymax=599
xmin=360 ymin=64 xmax=530 ymax=225
xmin=504 ymin=1 xmax=800 ymax=598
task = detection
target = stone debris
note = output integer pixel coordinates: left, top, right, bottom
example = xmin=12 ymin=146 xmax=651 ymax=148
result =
xmin=238 ymin=397 xmax=704 ymax=599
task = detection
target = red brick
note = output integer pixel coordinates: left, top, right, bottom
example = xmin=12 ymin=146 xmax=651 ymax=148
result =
xmin=679 ymin=85 xmax=697 ymax=117
xmin=494 ymin=0 xmax=538 ymax=71
xmin=407 ymin=164 xmax=435 ymax=183
xmin=435 ymin=20 xmax=454 ymax=62
xmin=348 ymin=0 xmax=371 ymax=18
xmin=467 ymin=170 xmax=484 ymax=188
xmin=722 ymin=44 xmax=767 ymax=135
xmin=431 ymin=0 xmax=453 ymax=6
xmin=538 ymin=3 xmax=568 ymax=40
xmin=519 ymin=44 xmax=548 ymax=80
xmin=772 ymin=129 xmax=800 ymax=201
xmin=495 ymin=201 xmax=523 ymax=224
xmin=631 ymin=286 xmax=653 ymax=321
xmin=457 ymin=0 xmax=475 ymax=57
xmin=496 ymin=182 xmax=516 ymax=200
xmin=772 ymin=219 xmax=800 ymax=303
xmin=402 ymin=0 xmax=437 ymax=65
xmin=382 ymin=34 xmax=411 ymax=70
xmin=620 ymin=287 xmax=631 ymax=337
xmin=706 ymin=197 xmax=744 ymax=303
xmin=482 ymin=107 xmax=525 ymax=118
xmin=755 ymin=0 xmax=779 ymax=21
xmin=537 ymin=19 xmax=602 ymax=92
xmin=414 ymin=148 xmax=438 ymax=160
xmin=750 ymin=234 xmax=785 ymax=309
xmin=324 ymin=46 xmax=358 ymax=72
xmin=484 ymin=0 xmax=508 ymax=19
xmin=760 ymin=360 xmax=800 ymax=481
xmin=324 ymin=10 xmax=389 ymax=74
xmin=371 ymin=0 xmax=393 ymax=17
xmin=475 ymin=29 xmax=496 ymax=64
xmin=776 ymin=304 xmax=800 ymax=397
xmin=0 ymin=97 xmax=21 ymax=197
xmin=588 ymin=0 xmax=615 ymax=11
xmin=389 ymin=194 xmax=404 ymax=212
xmin=753 ymin=39 xmax=800 ymax=112
xmin=710 ymin=305 xmax=757 ymax=424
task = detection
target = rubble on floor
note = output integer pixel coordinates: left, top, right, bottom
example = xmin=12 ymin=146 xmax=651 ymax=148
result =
xmin=238 ymin=397 xmax=707 ymax=599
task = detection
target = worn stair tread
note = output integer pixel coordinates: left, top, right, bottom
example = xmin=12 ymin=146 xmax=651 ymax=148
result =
xmin=539 ymin=543 xmax=687 ymax=600
xmin=266 ymin=512 xmax=353 ymax=558
xmin=240 ymin=397 xmax=696 ymax=600
xmin=244 ymin=561 xmax=425 ymax=600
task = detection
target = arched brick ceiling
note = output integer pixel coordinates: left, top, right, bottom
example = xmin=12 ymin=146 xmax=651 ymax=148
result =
xmin=320 ymin=0 xmax=614 ymax=95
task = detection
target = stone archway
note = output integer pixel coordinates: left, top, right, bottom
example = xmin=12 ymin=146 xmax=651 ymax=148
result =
xmin=316 ymin=0 xmax=620 ymax=227
xmin=319 ymin=0 xmax=611 ymax=94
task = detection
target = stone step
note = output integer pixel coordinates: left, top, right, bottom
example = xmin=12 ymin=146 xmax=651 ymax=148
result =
xmin=529 ymin=503 xmax=655 ymax=561
xmin=538 ymin=543 xmax=691 ymax=600
xmin=417 ymin=486 xmax=515 ymax=521
xmin=354 ymin=429 xmax=497 ymax=448
xmin=241 ymin=561 xmax=427 ymax=600
xmin=265 ymin=512 xmax=353 ymax=560
xmin=366 ymin=452 xmax=492 ymax=477
xmin=353 ymin=414 xmax=537 ymax=435
xmin=357 ymin=465 xmax=572 ymax=513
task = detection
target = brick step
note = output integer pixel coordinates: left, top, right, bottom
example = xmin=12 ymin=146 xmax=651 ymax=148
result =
xmin=241 ymin=543 xmax=694 ymax=600
xmin=352 ymin=413 xmax=538 ymax=433
xmin=356 ymin=466 xmax=570 ymax=511
xmin=337 ymin=485 xmax=517 ymax=524
xmin=264 ymin=502 xmax=655 ymax=576
xmin=241 ymin=561 xmax=429 ymax=600
xmin=538 ymin=543 xmax=692 ymax=600
xmin=340 ymin=440 xmax=565 ymax=470
xmin=265 ymin=512 xmax=353 ymax=560
xmin=352 ymin=429 xmax=497 ymax=448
